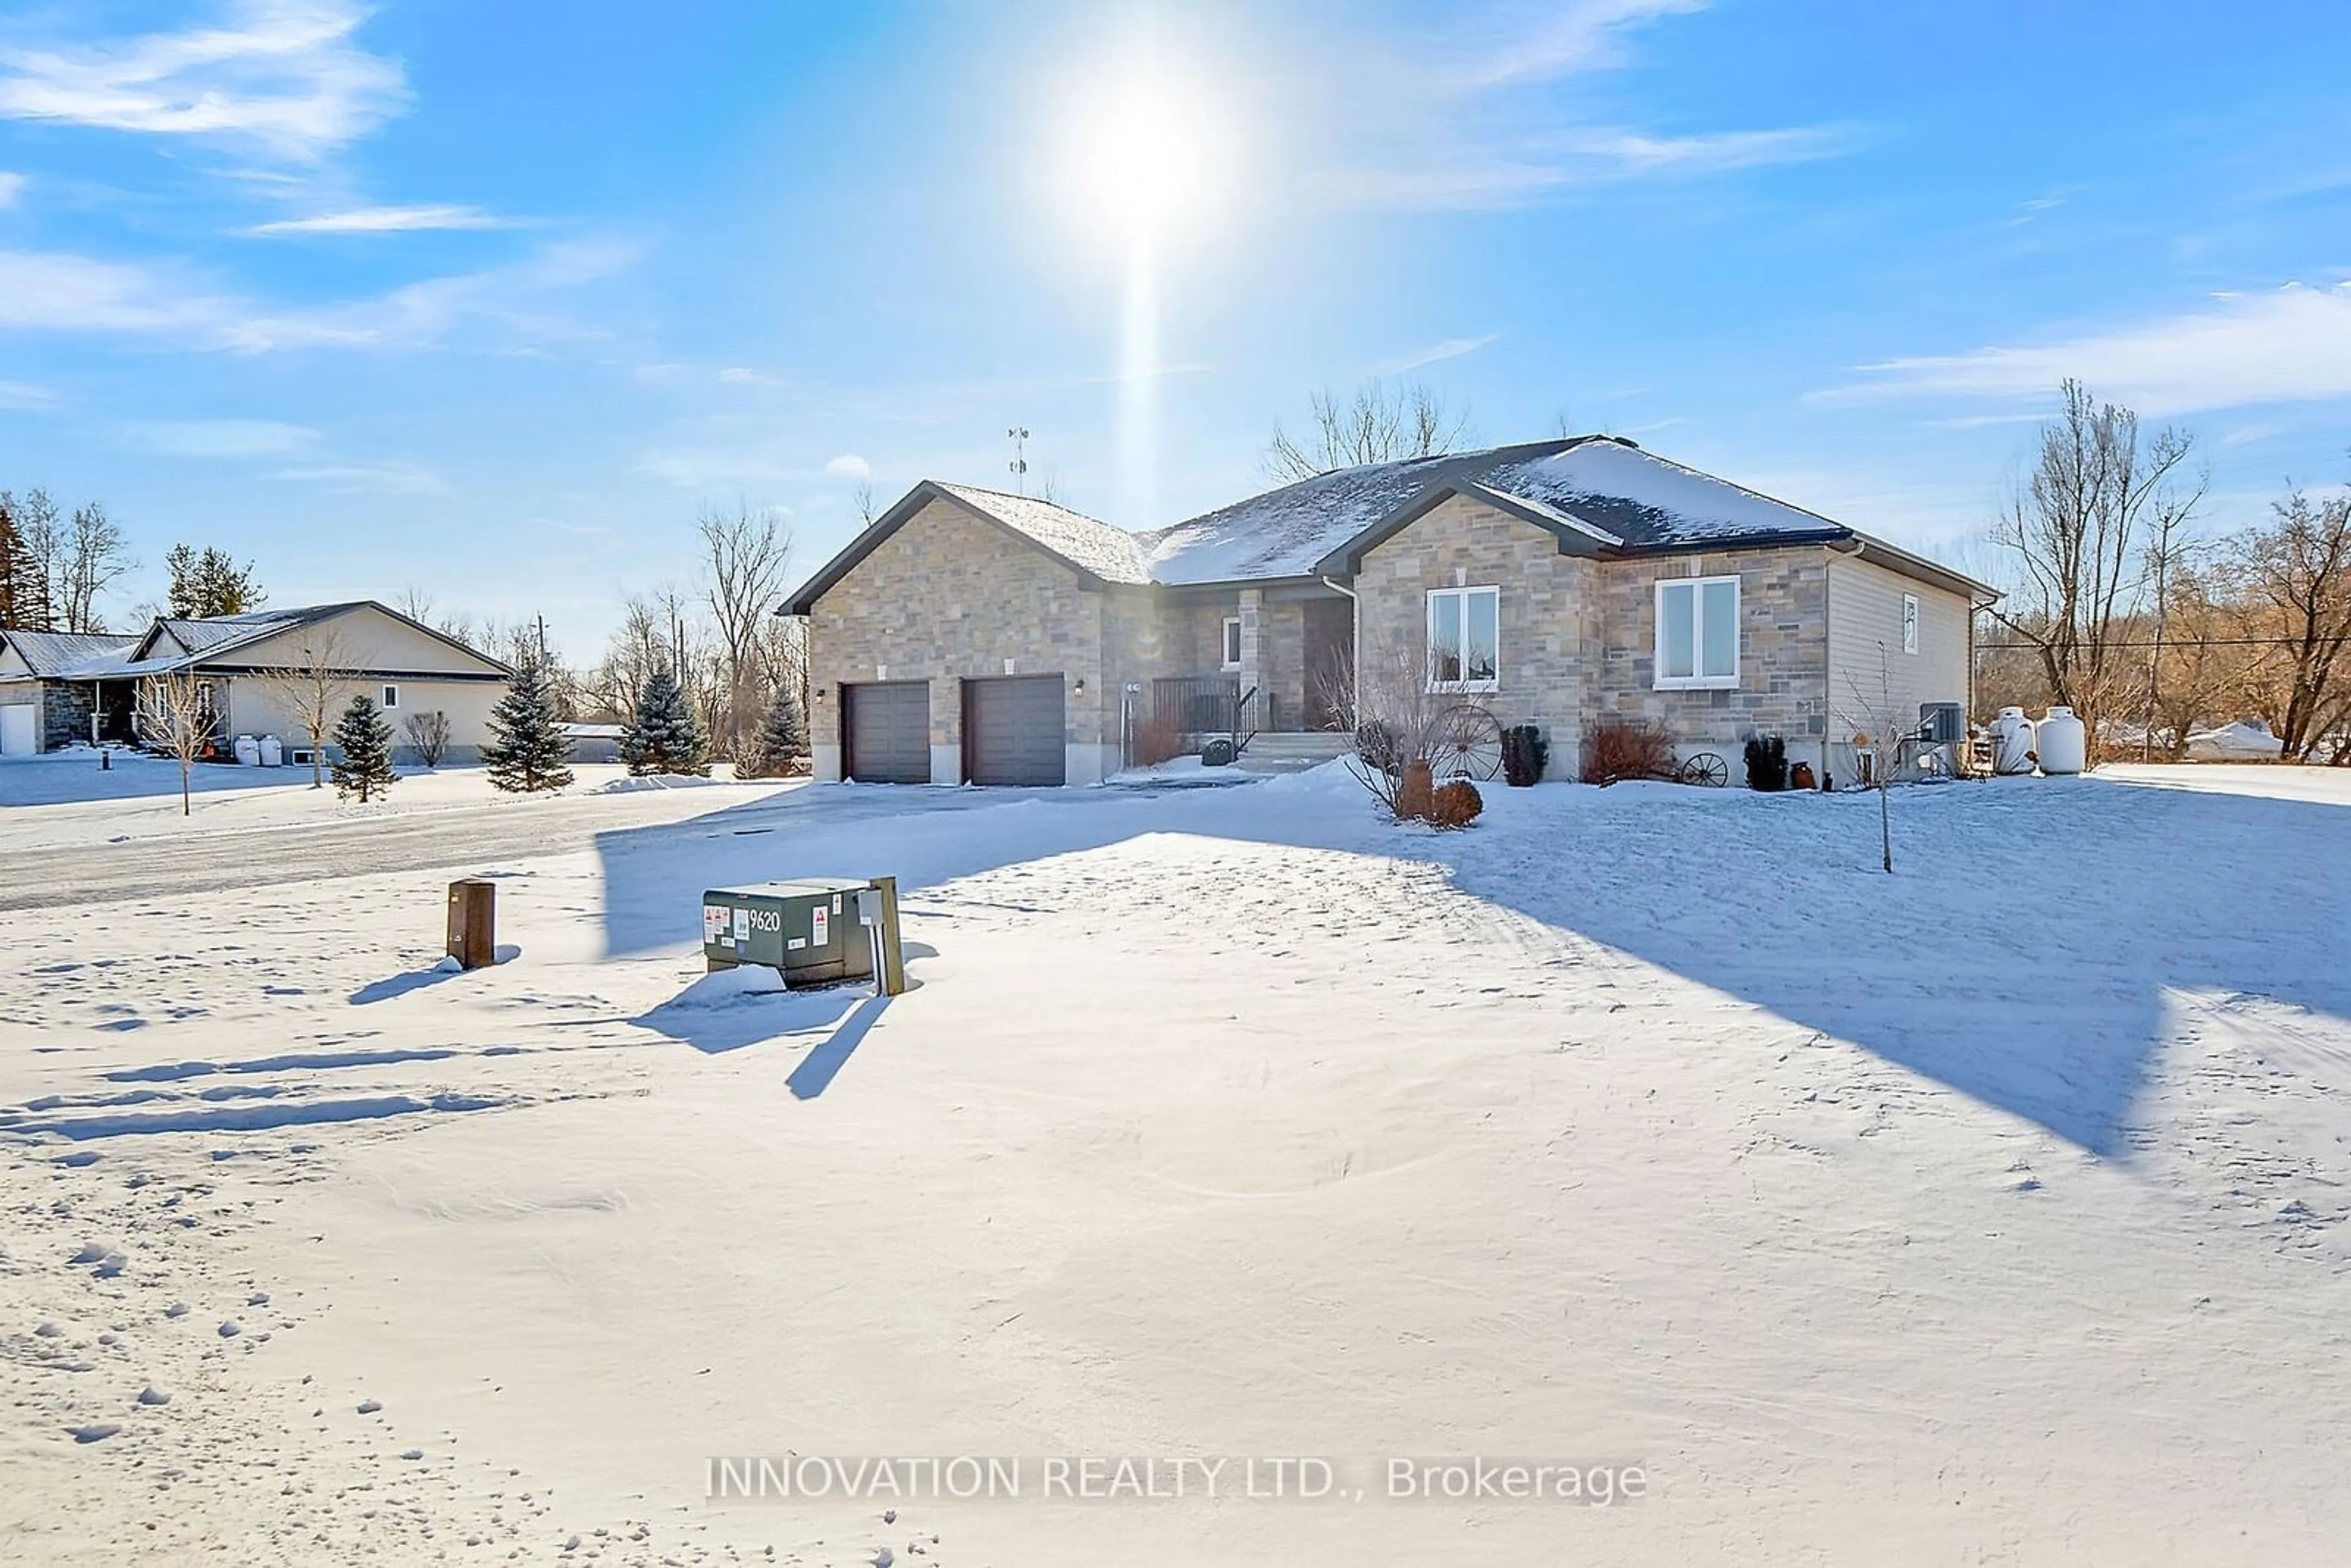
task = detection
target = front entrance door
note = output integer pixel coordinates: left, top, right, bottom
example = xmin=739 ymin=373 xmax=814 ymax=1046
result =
xmin=1302 ymin=598 xmax=1354 ymax=730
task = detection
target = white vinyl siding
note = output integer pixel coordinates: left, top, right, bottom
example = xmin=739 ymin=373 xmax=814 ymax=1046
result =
xmin=1654 ymin=576 xmax=1740 ymax=689
xmin=1426 ymin=585 xmax=1499 ymax=691
xmin=1825 ymin=557 xmax=1970 ymax=773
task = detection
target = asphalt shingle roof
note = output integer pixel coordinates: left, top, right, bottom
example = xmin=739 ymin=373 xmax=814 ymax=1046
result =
xmin=0 ymin=629 xmax=138 ymax=678
xmin=937 ymin=484 xmax=1153 ymax=585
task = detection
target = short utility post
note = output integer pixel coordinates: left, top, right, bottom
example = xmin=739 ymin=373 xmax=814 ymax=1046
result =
xmin=446 ymin=878 xmax=497 ymax=970
xmin=860 ymin=876 xmax=907 ymax=997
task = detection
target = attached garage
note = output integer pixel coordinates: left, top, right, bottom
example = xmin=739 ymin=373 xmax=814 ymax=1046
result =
xmin=841 ymin=680 xmax=931 ymax=784
xmin=962 ymin=675 xmax=1067 ymax=786
xmin=0 ymin=701 xmax=36 ymax=757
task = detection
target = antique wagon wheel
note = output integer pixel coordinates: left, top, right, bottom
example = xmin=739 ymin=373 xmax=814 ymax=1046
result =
xmin=1433 ymin=703 xmax=1505 ymax=781
xmin=1679 ymin=751 xmax=1730 ymax=787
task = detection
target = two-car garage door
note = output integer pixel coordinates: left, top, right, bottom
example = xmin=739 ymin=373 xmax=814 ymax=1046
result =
xmin=839 ymin=675 xmax=1067 ymax=786
xmin=964 ymin=676 xmax=1066 ymax=786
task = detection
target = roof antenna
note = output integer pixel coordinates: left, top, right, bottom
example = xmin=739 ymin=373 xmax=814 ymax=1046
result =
xmin=1007 ymin=427 xmax=1030 ymax=495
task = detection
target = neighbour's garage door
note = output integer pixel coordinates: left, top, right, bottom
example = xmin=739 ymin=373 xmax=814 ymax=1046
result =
xmin=963 ymin=675 xmax=1066 ymax=786
xmin=841 ymin=681 xmax=930 ymax=784
xmin=0 ymin=703 xmax=36 ymax=757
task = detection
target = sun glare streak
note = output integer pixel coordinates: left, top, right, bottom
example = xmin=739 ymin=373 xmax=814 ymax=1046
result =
xmin=1053 ymin=29 xmax=1237 ymax=528
xmin=1117 ymin=238 xmax=1160 ymax=530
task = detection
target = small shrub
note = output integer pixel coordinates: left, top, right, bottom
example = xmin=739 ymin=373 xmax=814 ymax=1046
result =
xmin=1131 ymin=711 xmax=1183 ymax=768
xmin=1501 ymin=723 xmax=1549 ymax=787
xmin=1581 ymin=716 xmax=1676 ymax=786
xmin=1426 ymin=778 xmax=1483 ymax=828
xmin=401 ymin=708 xmax=452 ymax=768
xmin=1743 ymin=733 xmax=1788 ymax=792
xmin=1396 ymin=757 xmax=1434 ymax=821
xmin=1355 ymin=718 xmax=1403 ymax=776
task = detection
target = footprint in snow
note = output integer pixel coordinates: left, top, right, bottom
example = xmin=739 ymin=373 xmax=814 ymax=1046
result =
xmin=69 ymin=1423 xmax=122 ymax=1443
xmin=138 ymin=1386 xmax=171 ymax=1406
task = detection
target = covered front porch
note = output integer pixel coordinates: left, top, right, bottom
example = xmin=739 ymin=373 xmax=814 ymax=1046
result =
xmin=1152 ymin=582 xmax=1355 ymax=740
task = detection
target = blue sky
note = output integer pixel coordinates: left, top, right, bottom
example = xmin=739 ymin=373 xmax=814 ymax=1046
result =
xmin=3 ymin=1 xmax=2350 ymax=651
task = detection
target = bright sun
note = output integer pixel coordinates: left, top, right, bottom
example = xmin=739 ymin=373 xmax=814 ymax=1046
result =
xmin=1063 ymin=58 xmax=1227 ymax=250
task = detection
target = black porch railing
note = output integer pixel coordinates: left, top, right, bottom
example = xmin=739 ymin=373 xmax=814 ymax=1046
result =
xmin=1151 ymin=677 xmax=1265 ymax=748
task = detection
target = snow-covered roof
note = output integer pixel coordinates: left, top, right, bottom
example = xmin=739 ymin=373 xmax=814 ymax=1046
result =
xmin=1140 ymin=443 xmax=1569 ymax=586
xmin=0 ymin=629 xmax=138 ymax=678
xmin=786 ymin=441 xmax=1995 ymax=610
xmin=932 ymin=484 xmax=1152 ymax=586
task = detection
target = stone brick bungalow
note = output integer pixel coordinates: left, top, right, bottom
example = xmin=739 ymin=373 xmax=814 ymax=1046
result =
xmin=1 ymin=602 xmax=510 ymax=762
xmin=781 ymin=436 xmax=1995 ymax=787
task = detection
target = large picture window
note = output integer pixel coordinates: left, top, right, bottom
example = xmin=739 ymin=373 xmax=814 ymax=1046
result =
xmin=1427 ymin=586 xmax=1499 ymax=691
xmin=1654 ymin=576 xmax=1739 ymax=689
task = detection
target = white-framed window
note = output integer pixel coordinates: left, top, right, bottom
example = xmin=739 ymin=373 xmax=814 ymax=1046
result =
xmin=1221 ymin=617 xmax=1243 ymax=670
xmin=1654 ymin=576 xmax=1741 ymax=689
xmin=381 ymin=683 xmax=400 ymax=710
xmin=1902 ymin=593 xmax=1919 ymax=656
xmin=1427 ymin=585 xmax=1500 ymax=691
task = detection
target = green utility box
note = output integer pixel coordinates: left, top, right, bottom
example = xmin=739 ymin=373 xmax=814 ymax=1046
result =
xmin=702 ymin=879 xmax=876 ymax=987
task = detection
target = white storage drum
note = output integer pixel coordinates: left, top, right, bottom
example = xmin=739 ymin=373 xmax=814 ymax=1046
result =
xmin=234 ymin=733 xmax=261 ymax=767
xmin=1992 ymin=707 xmax=2037 ymax=775
xmin=2036 ymin=707 xmax=2087 ymax=775
xmin=259 ymin=735 xmax=283 ymax=767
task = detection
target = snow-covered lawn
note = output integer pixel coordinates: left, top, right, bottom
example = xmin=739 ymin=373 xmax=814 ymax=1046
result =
xmin=4 ymin=765 xmax=2349 ymax=1564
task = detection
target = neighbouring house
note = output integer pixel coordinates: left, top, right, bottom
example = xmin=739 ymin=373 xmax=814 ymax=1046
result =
xmin=0 ymin=630 xmax=140 ymax=756
xmin=781 ymin=437 xmax=1997 ymax=787
xmin=0 ymin=602 xmax=511 ymax=763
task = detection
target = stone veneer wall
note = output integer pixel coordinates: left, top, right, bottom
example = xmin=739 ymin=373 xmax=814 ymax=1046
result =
xmin=1585 ymin=546 xmax=1832 ymax=754
xmin=1355 ymin=493 xmax=1593 ymax=776
xmin=807 ymin=497 xmax=1116 ymax=781
xmin=42 ymin=680 xmax=94 ymax=751
xmin=1358 ymin=495 xmax=1834 ymax=775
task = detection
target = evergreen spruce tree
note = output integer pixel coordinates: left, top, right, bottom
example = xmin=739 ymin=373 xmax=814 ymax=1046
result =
xmin=740 ymin=684 xmax=809 ymax=778
xmin=620 ymin=669 xmax=711 ymax=776
xmin=482 ymin=660 xmax=576 ymax=793
xmin=329 ymin=694 xmax=397 ymax=802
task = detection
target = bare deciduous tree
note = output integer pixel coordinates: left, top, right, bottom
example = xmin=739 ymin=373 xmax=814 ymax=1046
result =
xmin=699 ymin=501 xmax=795 ymax=761
xmin=1335 ymin=632 xmax=1461 ymax=819
xmin=2242 ymin=489 xmax=2351 ymax=759
xmin=1836 ymin=642 xmax=1914 ymax=873
xmin=253 ymin=626 xmax=361 ymax=789
xmin=1990 ymin=380 xmax=2202 ymax=758
xmin=135 ymin=668 xmax=217 ymax=817
xmin=402 ymin=708 xmax=454 ymax=768
xmin=1265 ymin=379 xmax=1474 ymax=482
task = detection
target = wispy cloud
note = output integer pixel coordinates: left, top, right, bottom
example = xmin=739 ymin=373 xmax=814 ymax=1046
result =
xmin=0 ymin=377 xmax=58 ymax=408
xmin=0 ymin=170 xmax=21 ymax=206
xmin=0 ymin=238 xmax=637 ymax=351
xmin=823 ymin=453 xmax=871 ymax=481
xmin=1825 ymin=282 xmax=2351 ymax=417
xmin=0 ymin=249 xmax=232 ymax=332
xmin=120 ymin=418 xmax=318 ymax=457
xmin=0 ymin=1 xmax=407 ymax=159
xmin=1303 ymin=1 xmax=1860 ymax=211
xmin=246 ymin=204 xmax=517 ymax=236
xmin=274 ymin=460 xmax=449 ymax=494
xmin=1371 ymin=332 xmax=1500 ymax=377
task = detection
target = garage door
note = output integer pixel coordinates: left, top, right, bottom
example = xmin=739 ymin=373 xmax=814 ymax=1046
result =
xmin=963 ymin=675 xmax=1066 ymax=786
xmin=0 ymin=703 xmax=36 ymax=757
xmin=841 ymin=680 xmax=931 ymax=784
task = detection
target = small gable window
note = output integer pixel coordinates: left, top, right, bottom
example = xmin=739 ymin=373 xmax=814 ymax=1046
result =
xmin=1902 ymin=593 xmax=1920 ymax=656
xmin=1221 ymin=617 xmax=1243 ymax=670
xmin=381 ymin=684 xmax=400 ymax=710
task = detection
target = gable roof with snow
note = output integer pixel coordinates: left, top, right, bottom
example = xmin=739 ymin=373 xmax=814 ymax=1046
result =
xmin=54 ymin=602 xmax=509 ymax=681
xmin=781 ymin=441 xmax=1996 ymax=612
xmin=0 ymin=629 xmax=138 ymax=679
xmin=783 ymin=479 xmax=1151 ymax=614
